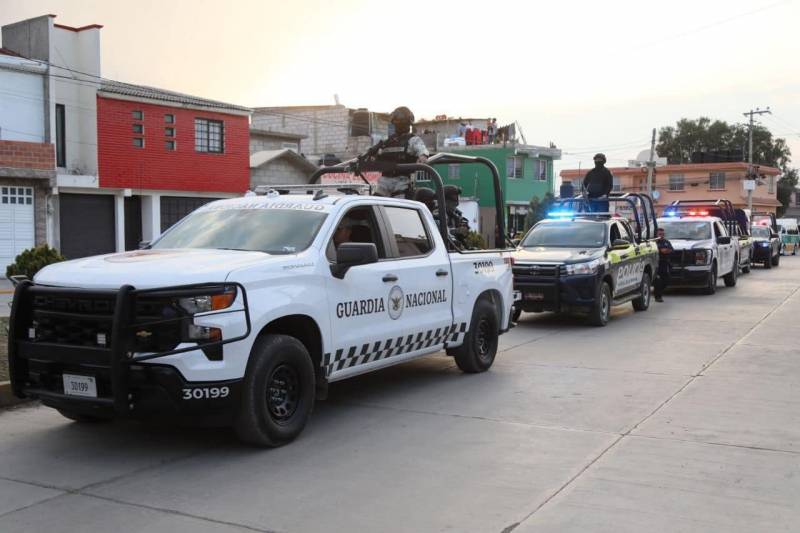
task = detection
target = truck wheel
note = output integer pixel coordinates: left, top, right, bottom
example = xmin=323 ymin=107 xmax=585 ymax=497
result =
xmin=511 ymin=306 xmax=522 ymax=323
xmin=764 ymin=256 xmax=772 ymax=269
xmin=235 ymin=334 xmax=315 ymax=447
xmin=632 ymin=271 xmax=651 ymax=311
xmin=452 ymin=299 xmax=499 ymax=373
xmin=57 ymin=409 xmax=111 ymax=423
xmin=588 ymin=282 xmax=611 ymax=326
xmin=742 ymin=254 xmax=751 ymax=274
xmin=772 ymin=252 xmax=780 ymax=266
xmin=703 ymin=264 xmax=717 ymax=295
xmin=723 ymin=258 xmax=738 ymax=287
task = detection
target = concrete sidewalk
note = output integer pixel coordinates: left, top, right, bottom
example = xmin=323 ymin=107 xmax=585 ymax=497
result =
xmin=0 ymin=257 xmax=798 ymax=532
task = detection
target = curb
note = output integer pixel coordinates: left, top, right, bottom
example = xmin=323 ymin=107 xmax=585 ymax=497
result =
xmin=0 ymin=380 xmax=28 ymax=408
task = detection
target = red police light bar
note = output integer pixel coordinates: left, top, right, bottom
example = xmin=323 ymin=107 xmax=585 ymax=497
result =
xmin=687 ymin=210 xmax=709 ymax=216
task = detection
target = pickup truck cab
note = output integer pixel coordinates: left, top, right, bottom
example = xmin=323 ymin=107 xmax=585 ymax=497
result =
xmin=657 ymin=215 xmax=738 ymax=294
xmin=512 ymin=193 xmax=659 ymax=326
xmin=8 ymin=155 xmax=514 ymax=447
xmin=750 ymin=224 xmax=781 ymax=268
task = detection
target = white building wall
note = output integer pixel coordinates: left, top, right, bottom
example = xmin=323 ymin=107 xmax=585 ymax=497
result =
xmin=0 ymin=60 xmax=46 ymax=142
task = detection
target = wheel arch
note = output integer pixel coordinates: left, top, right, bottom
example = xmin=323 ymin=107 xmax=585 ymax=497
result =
xmin=475 ymin=289 xmax=504 ymax=332
xmin=257 ymin=314 xmax=324 ymax=384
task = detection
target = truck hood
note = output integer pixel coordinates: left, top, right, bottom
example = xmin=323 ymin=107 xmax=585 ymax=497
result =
xmin=669 ymin=239 xmax=713 ymax=251
xmin=34 ymin=248 xmax=271 ymax=289
xmin=514 ymin=247 xmax=603 ymax=264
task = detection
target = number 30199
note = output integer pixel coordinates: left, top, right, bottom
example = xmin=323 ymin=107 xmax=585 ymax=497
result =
xmin=182 ymin=386 xmax=230 ymax=400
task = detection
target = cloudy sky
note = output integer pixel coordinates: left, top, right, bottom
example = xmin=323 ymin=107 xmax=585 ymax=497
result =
xmin=2 ymin=0 xmax=799 ymax=175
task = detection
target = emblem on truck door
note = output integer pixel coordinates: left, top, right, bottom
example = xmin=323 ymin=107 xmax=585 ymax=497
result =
xmin=388 ymin=286 xmax=404 ymax=320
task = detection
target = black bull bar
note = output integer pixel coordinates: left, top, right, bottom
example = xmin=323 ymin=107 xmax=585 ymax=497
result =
xmin=7 ymin=281 xmax=251 ymax=414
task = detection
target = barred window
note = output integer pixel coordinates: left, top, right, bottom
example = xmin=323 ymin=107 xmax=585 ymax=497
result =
xmin=164 ymin=114 xmax=175 ymax=124
xmin=536 ymin=159 xmax=547 ymax=181
xmin=669 ymin=174 xmax=684 ymax=191
xmin=506 ymin=156 xmax=523 ymax=179
xmin=709 ymin=172 xmax=726 ymax=190
xmin=194 ymin=118 xmax=224 ymax=153
xmin=612 ymin=176 xmax=621 ymax=192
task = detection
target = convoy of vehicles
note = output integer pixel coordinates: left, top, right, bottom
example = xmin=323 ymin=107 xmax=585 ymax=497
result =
xmin=512 ymin=193 xmax=659 ymax=326
xmin=7 ymin=154 xmax=514 ymax=446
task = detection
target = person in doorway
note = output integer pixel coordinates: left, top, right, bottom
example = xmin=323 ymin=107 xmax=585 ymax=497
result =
xmin=372 ymin=106 xmax=429 ymax=198
xmin=654 ymin=227 xmax=674 ymax=302
xmin=582 ymin=153 xmax=613 ymax=212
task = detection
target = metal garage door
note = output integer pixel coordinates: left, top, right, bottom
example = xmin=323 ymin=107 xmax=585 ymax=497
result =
xmin=0 ymin=186 xmax=35 ymax=269
xmin=59 ymin=193 xmax=116 ymax=259
xmin=160 ymin=196 xmax=220 ymax=233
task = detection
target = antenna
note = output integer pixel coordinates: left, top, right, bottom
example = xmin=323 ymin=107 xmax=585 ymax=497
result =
xmin=334 ymin=94 xmax=340 ymax=106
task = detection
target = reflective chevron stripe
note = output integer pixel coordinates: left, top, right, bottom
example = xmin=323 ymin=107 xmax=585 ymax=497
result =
xmin=323 ymin=322 xmax=468 ymax=377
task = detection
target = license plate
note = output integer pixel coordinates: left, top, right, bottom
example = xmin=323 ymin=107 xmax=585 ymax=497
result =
xmin=525 ymin=292 xmax=545 ymax=301
xmin=62 ymin=374 xmax=97 ymax=398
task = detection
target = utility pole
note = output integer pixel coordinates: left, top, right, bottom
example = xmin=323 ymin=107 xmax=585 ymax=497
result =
xmin=743 ymin=107 xmax=771 ymax=212
xmin=646 ymin=128 xmax=656 ymax=195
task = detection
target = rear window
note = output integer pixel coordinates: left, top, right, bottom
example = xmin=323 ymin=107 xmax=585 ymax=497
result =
xmin=384 ymin=207 xmax=432 ymax=257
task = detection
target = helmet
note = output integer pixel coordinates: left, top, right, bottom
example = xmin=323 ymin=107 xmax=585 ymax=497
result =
xmin=390 ymin=106 xmax=415 ymax=126
xmin=593 ymin=153 xmax=607 ymax=164
xmin=414 ymin=187 xmax=436 ymax=209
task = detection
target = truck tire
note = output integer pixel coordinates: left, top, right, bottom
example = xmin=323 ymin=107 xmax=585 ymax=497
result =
xmin=452 ymin=299 xmax=499 ymax=373
xmin=742 ymin=252 xmax=751 ymax=274
xmin=703 ymin=264 xmax=717 ymax=295
xmin=511 ymin=306 xmax=522 ymax=323
xmin=772 ymin=252 xmax=780 ymax=266
xmin=57 ymin=409 xmax=111 ymax=423
xmin=234 ymin=334 xmax=315 ymax=447
xmin=588 ymin=281 xmax=611 ymax=326
xmin=764 ymin=256 xmax=772 ymax=269
xmin=723 ymin=258 xmax=738 ymax=287
xmin=632 ymin=271 xmax=651 ymax=311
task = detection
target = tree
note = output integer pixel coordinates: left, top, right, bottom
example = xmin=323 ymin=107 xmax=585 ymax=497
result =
xmin=524 ymin=192 xmax=555 ymax=231
xmin=657 ymin=117 xmax=796 ymax=212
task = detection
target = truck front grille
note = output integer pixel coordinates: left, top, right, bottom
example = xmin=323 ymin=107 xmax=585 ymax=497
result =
xmin=513 ymin=263 xmax=562 ymax=279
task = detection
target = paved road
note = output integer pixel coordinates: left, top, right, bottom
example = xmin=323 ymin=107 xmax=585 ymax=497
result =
xmin=1 ymin=257 xmax=799 ymax=532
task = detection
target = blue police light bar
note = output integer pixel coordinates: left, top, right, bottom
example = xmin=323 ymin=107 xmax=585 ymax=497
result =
xmin=547 ymin=210 xmax=575 ymax=218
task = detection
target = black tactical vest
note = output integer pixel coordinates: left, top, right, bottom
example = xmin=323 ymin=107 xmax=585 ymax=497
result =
xmin=376 ymin=133 xmax=417 ymax=165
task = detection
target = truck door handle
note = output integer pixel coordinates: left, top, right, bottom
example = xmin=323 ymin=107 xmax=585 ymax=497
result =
xmin=436 ymin=269 xmax=449 ymax=277
xmin=382 ymin=274 xmax=398 ymax=283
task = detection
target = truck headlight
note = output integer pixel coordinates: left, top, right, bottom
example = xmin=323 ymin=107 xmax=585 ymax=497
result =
xmin=693 ymin=250 xmax=710 ymax=265
xmin=565 ymin=258 xmax=601 ymax=276
xmin=178 ymin=287 xmax=236 ymax=314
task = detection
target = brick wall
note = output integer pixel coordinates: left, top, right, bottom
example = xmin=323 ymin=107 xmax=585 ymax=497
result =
xmin=0 ymin=141 xmax=55 ymax=170
xmin=97 ymin=96 xmax=250 ymax=193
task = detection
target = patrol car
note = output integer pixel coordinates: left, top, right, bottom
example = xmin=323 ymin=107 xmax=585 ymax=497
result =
xmin=7 ymin=154 xmax=514 ymax=447
xmin=512 ymin=193 xmax=659 ymax=327
xmin=658 ymin=208 xmax=740 ymax=294
xmin=750 ymin=224 xmax=781 ymax=268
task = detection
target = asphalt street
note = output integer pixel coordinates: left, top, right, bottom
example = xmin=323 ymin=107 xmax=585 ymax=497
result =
xmin=1 ymin=257 xmax=799 ymax=532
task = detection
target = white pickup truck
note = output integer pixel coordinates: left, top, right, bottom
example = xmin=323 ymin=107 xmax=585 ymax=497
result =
xmin=657 ymin=214 xmax=739 ymax=294
xmin=8 ymin=156 xmax=514 ymax=447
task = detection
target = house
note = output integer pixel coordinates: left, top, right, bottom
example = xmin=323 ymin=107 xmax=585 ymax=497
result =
xmin=0 ymin=47 xmax=55 ymax=268
xmin=251 ymin=104 xmax=391 ymax=165
xmin=560 ymin=161 xmax=783 ymax=214
xmin=250 ymin=128 xmax=305 ymax=154
xmin=250 ymin=149 xmax=318 ymax=188
xmin=1 ymin=15 xmax=252 ymax=259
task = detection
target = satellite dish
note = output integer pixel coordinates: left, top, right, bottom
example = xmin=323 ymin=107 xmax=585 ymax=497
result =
xmin=636 ymin=150 xmax=651 ymax=162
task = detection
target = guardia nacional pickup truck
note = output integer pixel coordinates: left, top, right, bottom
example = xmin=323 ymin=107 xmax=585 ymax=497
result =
xmin=7 ymin=154 xmax=514 ymax=447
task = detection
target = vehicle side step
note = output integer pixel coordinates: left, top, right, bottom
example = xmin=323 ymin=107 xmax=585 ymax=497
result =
xmin=612 ymin=293 xmax=639 ymax=306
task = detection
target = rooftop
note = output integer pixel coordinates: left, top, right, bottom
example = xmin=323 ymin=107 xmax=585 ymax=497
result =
xmin=99 ymin=80 xmax=251 ymax=114
xmin=249 ymin=128 xmax=306 ymax=141
xmin=561 ymin=161 xmax=781 ymax=177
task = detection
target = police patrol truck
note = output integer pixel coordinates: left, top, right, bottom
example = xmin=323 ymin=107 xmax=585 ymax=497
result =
xmin=512 ymin=193 xmax=659 ymax=327
xmin=7 ymin=154 xmax=514 ymax=447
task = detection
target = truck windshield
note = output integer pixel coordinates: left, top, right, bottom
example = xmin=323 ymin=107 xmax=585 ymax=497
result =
xmin=751 ymin=226 xmax=771 ymax=238
xmin=152 ymin=208 xmax=328 ymax=254
xmin=521 ymin=223 xmax=606 ymax=248
xmin=660 ymin=221 xmax=711 ymax=240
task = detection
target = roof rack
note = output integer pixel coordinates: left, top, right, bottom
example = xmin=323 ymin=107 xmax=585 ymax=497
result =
xmin=549 ymin=192 xmax=659 ymax=242
xmin=665 ymin=199 xmax=746 ymax=236
xmin=253 ymin=183 xmax=371 ymax=196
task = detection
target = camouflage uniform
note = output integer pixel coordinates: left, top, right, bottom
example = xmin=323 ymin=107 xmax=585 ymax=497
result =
xmin=375 ymin=135 xmax=430 ymax=197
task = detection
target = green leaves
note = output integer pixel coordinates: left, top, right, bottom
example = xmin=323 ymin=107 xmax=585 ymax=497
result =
xmin=5 ymin=245 xmax=66 ymax=280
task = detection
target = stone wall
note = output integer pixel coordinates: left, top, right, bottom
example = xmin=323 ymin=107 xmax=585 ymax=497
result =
xmin=250 ymin=158 xmax=313 ymax=188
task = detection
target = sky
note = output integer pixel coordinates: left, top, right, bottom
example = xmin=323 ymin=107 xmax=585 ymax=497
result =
xmin=2 ymin=0 xmax=799 ymax=177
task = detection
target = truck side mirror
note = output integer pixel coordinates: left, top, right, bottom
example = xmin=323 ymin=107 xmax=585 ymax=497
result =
xmin=716 ymin=236 xmax=731 ymax=245
xmin=610 ymin=239 xmax=630 ymax=250
xmin=331 ymin=242 xmax=379 ymax=279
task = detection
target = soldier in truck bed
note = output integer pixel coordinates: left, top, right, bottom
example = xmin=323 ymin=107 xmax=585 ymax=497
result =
xmin=372 ymin=106 xmax=430 ymax=198
xmin=583 ymin=153 xmax=613 ymax=212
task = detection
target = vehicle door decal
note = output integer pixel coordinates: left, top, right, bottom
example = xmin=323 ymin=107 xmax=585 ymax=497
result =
xmin=323 ymin=322 xmax=467 ymax=376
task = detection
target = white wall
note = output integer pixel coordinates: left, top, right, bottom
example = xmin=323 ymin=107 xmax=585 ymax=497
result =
xmin=50 ymin=26 xmax=100 ymax=175
xmin=0 ymin=59 xmax=46 ymax=142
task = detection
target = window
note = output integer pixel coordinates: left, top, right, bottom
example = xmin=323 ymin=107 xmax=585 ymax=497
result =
xmin=133 ymin=138 xmax=144 ymax=148
xmin=165 ymin=140 xmax=176 ymax=151
xmin=327 ymin=206 xmax=385 ymax=261
xmin=619 ymin=221 xmax=635 ymax=243
xmin=132 ymin=110 xmax=143 ymax=120
xmin=281 ymin=142 xmax=299 ymax=152
xmin=1 ymin=186 xmax=33 ymax=205
xmin=133 ymin=124 xmax=144 ymax=134
xmin=448 ymin=164 xmax=460 ymax=179
xmin=165 ymin=127 xmax=175 ymax=137
xmin=195 ymin=118 xmax=224 ymax=153
xmin=669 ymin=174 xmax=684 ymax=191
xmin=610 ymin=223 xmax=622 ymax=243
xmin=709 ymin=172 xmax=726 ymax=190
xmin=612 ymin=176 xmax=621 ymax=192
xmin=55 ymin=104 xmax=66 ymax=167
xmin=768 ymin=176 xmax=775 ymax=194
xmin=536 ymin=159 xmax=547 ymax=181
xmin=164 ymin=114 xmax=175 ymax=124
xmin=384 ymin=207 xmax=432 ymax=257
xmin=506 ymin=156 xmax=523 ymax=179
xmin=507 ymin=205 xmax=528 ymax=235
